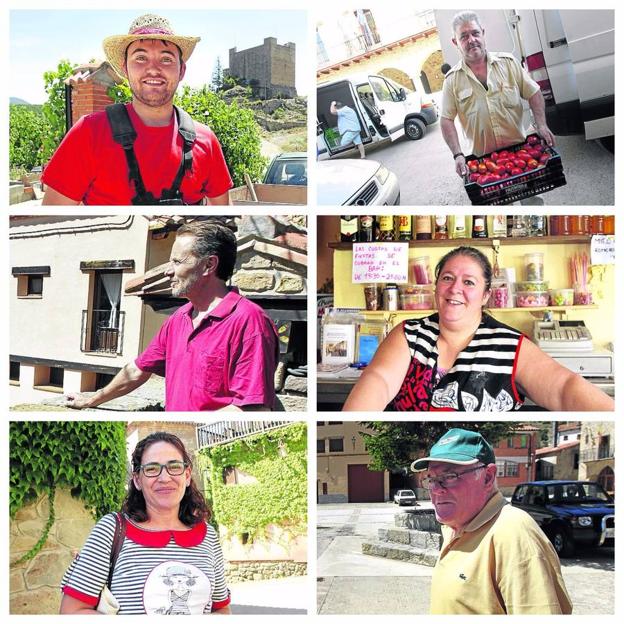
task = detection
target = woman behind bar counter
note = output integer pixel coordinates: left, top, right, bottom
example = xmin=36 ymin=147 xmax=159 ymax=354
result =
xmin=343 ymin=246 xmax=613 ymax=412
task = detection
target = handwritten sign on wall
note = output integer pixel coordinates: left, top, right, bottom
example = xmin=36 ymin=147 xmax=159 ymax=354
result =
xmin=591 ymin=235 xmax=615 ymax=265
xmin=352 ymin=242 xmax=409 ymax=283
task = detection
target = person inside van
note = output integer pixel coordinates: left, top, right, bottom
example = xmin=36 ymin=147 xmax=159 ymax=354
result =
xmin=330 ymin=101 xmax=366 ymax=158
xmin=440 ymin=10 xmax=556 ymax=179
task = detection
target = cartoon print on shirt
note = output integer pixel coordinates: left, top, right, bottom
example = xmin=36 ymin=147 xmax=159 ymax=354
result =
xmin=144 ymin=561 xmax=212 ymax=615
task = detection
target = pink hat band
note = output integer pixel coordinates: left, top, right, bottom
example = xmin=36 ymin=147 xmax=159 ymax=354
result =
xmin=131 ymin=27 xmax=174 ymax=35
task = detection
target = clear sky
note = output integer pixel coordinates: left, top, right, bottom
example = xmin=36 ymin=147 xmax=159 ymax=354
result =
xmin=10 ymin=9 xmax=309 ymax=104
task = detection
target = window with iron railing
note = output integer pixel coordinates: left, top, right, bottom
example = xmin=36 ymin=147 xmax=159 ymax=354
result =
xmin=80 ymin=309 xmax=126 ymax=355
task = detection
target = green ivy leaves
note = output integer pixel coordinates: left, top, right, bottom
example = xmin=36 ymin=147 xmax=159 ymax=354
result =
xmin=200 ymin=423 xmax=307 ymax=541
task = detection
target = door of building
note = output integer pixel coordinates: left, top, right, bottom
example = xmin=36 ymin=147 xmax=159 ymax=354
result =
xmin=347 ymin=463 xmax=384 ymax=503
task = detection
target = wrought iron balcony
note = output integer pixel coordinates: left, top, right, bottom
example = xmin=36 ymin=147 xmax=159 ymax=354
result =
xmin=197 ymin=420 xmax=293 ymax=448
xmin=580 ymin=446 xmax=615 ymax=462
xmin=80 ymin=309 xmax=125 ymax=355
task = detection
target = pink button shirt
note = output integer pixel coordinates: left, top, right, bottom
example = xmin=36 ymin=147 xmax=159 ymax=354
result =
xmin=136 ymin=289 xmax=279 ymax=411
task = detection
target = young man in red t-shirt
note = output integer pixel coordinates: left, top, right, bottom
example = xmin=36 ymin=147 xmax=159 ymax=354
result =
xmin=42 ymin=14 xmax=232 ymax=206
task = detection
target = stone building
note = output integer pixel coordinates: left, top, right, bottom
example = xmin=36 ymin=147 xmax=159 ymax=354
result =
xmin=228 ymin=37 xmax=296 ymax=99
xmin=578 ymin=421 xmax=615 ymax=494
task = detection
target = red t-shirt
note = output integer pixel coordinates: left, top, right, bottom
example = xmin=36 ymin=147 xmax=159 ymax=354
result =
xmin=135 ymin=289 xmax=279 ymax=411
xmin=42 ymin=104 xmax=233 ymax=205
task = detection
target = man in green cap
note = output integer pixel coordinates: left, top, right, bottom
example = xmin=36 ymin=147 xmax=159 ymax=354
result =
xmin=411 ymin=428 xmax=572 ymax=615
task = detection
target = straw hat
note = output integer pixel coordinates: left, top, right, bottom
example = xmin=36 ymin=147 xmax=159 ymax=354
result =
xmin=103 ymin=14 xmax=200 ymax=78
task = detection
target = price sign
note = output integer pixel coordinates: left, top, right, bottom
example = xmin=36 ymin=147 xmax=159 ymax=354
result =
xmin=352 ymin=242 xmax=409 ymax=283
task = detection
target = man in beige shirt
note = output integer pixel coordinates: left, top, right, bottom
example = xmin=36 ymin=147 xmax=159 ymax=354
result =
xmin=412 ymin=428 xmax=572 ymax=614
xmin=440 ymin=10 xmax=556 ymax=178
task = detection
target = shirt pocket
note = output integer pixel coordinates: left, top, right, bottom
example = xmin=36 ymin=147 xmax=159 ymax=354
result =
xmin=501 ymin=85 xmax=520 ymax=109
xmin=196 ymin=353 xmax=226 ymax=394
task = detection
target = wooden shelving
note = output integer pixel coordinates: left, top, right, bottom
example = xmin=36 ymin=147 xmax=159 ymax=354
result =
xmin=328 ymin=235 xmax=591 ymax=250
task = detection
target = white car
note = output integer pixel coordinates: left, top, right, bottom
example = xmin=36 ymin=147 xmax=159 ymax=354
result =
xmin=317 ymin=159 xmax=400 ymax=206
xmin=393 ymin=489 xmax=417 ymax=506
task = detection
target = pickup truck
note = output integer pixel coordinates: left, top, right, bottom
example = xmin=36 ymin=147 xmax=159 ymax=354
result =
xmin=511 ymin=480 xmax=614 ymax=557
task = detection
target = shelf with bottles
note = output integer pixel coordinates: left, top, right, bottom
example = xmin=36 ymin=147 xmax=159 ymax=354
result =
xmin=328 ymin=235 xmax=591 ymax=250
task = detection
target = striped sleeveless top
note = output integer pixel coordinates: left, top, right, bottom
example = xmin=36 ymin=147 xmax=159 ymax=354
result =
xmin=392 ymin=313 xmax=525 ymax=411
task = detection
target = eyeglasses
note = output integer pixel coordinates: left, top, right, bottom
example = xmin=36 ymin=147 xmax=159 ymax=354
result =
xmin=138 ymin=460 xmax=189 ymax=478
xmin=422 ymin=465 xmax=484 ymax=490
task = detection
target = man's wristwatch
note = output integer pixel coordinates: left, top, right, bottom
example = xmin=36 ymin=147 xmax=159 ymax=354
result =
xmin=453 ymin=152 xmax=465 ymax=160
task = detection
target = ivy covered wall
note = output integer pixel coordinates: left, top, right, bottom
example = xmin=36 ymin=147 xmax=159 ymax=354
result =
xmin=200 ymin=423 xmax=307 ymax=542
xmin=10 ymin=421 xmax=127 ymax=564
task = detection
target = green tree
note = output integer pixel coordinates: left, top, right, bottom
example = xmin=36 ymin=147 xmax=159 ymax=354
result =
xmin=41 ymin=59 xmax=77 ymax=162
xmin=9 ymin=104 xmax=49 ymax=173
xmin=211 ymin=56 xmax=223 ymax=92
xmin=175 ymin=85 xmax=266 ymax=186
xmin=108 ymin=80 xmax=132 ymax=104
xmin=360 ymin=421 xmax=518 ymax=472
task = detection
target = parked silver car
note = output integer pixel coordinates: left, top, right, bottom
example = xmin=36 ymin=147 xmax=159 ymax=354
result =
xmin=317 ymin=159 xmax=400 ymax=206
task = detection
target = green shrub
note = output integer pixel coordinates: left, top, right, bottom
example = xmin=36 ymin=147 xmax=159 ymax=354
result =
xmin=9 ymin=105 xmax=49 ymax=172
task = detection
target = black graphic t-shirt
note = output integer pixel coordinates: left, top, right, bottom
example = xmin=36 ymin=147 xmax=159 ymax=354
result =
xmin=392 ymin=313 xmax=525 ymax=411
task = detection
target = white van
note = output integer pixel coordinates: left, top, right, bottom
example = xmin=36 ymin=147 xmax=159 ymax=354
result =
xmin=435 ymin=9 xmax=614 ymax=142
xmin=317 ymin=73 xmax=439 ymax=160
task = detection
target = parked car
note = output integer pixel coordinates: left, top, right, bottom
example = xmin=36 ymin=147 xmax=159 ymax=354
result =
xmin=317 ymin=159 xmax=400 ymax=205
xmin=393 ymin=489 xmax=417 ymax=506
xmin=511 ymin=480 xmax=615 ymax=557
xmin=263 ymin=152 xmax=307 ymax=186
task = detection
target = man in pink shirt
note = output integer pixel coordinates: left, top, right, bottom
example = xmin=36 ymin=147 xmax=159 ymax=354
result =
xmin=66 ymin=222 xmax=279 ymax=411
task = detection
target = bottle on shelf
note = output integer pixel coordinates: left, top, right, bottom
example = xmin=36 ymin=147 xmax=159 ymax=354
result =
xmin=604 ymin=215 xmax=615 ymax=235
xmin=472 ymin=215 xmax=488 ymax=238
xmin=398 ymin=215 xmax=412 ymax=240
xmin=590 ymin=215 xmax=605 ymax=234
xmin=340 ymin=215 xmax=358 ymax=242
xmin=492 ymin=215 xmax=507 ymax=237
xmin=530 ymin=215 xmax=546 ymax=237
xmin=415 ymin=215 xmax=432 ymax=240
xmin=358 ymin=215 xmax=375 ymax=242
xmin=433 ymin=215 xmax=449 ymax=239
xmin=452 ymin=215 xmax=467 ymax=239
xmin=377 ymin=215 xmax=395 ymax=241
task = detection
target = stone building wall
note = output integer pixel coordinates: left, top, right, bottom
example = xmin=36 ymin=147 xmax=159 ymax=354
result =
xmin=229 ymin=37 xmax=296 ymax=99
xmin=226 ymin=561 xmax=306 ymax=583
xmin=10 ymin=489 xmax=96 ymax=615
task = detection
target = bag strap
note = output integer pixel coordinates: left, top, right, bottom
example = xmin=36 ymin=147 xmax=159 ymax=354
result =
xmin=107 ymin=512 xmax=127 ymax=588
xmin=105 ymin=103 xmax=196 ymax=204
xmin=105 ymin=104 xmax=149 ymax=202
xmin=160 ymin=106 xmax=196 ymax=201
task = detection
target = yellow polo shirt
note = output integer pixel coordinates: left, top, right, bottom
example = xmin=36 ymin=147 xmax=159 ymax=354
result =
xmin=430 ymin=491 xmax=572 ymax=614
xmin=441 ymin=51 xmax=540 ymax=156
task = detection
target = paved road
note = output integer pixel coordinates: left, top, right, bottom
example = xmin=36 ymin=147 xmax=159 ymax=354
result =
xmin=229 ymin=576 xmax=308 ymax=614
xmin=317 ymin=502 xmax=614 ymax=615
xmin=331 ymin=117 xmax=614 ymax=206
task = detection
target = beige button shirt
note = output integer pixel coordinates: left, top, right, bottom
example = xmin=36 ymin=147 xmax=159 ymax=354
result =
xmin=442 ymin=51 xmax=540 ymax=157
xmin=430 ymin=491 xmax=573 ymax=614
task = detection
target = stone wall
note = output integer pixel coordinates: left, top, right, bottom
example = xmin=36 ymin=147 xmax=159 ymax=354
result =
xmin=226 ymin=561 xmax=307 ymax=583
xmin=229 ymin=37 xmax=296 ymax=99
xmin=10 ymin=489 xmax=96 ymax=615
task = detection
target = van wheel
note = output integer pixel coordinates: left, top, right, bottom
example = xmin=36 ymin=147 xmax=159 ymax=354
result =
xmin=405 ymin=118 xmax=426 ymax=140
xmin=550 ymin=527 xmax=575 ymax=558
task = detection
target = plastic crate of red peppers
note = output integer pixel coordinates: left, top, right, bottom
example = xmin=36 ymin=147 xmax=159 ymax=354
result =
xmin=463 ymin=133 xmax=567 ymax=205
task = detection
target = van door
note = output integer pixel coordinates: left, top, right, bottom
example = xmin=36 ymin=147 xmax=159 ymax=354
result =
xmin=558 ymin=10 xmax=614 ymax=139
xmin=317 ymin=80 xmax=373 ymax=159
xmin=368 ymin=76 xmax=407 ymax=141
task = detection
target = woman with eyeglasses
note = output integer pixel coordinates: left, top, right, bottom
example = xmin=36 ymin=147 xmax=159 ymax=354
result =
xmin=60 ymin=432 xmax=231 ymax=615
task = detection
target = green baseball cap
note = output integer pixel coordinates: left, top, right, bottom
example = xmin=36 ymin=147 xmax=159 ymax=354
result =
xmin=410 ymin=428 xmax=495 ymax=472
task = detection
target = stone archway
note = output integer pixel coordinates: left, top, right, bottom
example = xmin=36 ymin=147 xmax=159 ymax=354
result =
xmin=421 ymin=50 xmax=445 ymax=93
xmin=378 ymin=68 xmax=415 ymax=91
